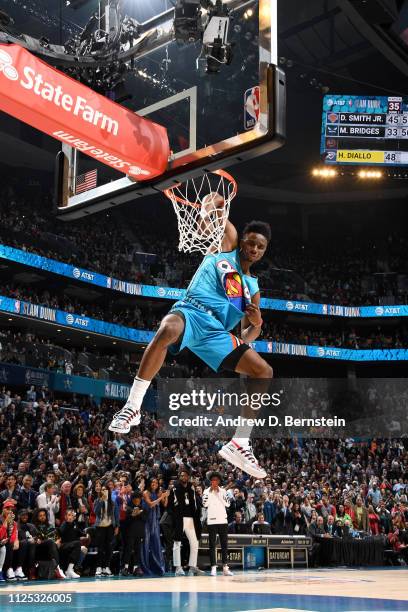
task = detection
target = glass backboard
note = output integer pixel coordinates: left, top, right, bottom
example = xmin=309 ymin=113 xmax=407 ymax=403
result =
xmin=56 ymin=0 xmax=285 ymax=219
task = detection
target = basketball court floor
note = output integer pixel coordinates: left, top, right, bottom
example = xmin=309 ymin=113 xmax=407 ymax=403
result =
xmin=0 ymin=568 xmax=407 ymax=612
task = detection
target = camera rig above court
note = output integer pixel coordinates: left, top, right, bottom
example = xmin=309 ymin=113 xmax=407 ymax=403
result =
xmin=0 ymin=0 xmax=255 ymax=93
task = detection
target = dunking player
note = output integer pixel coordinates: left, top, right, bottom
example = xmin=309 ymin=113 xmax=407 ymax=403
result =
xmin=109 ymin=193 xmax=272 ymax=479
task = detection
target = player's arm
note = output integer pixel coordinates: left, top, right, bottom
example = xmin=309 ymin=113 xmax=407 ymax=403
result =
xmin=240 ymin=292 xmax=263 ymax=342
xmin=198 ymin=191 xmax=238 ymax=252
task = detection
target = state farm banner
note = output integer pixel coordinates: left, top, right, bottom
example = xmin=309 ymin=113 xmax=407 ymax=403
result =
xmin=0 ymin=44 xmax=170 ymax=179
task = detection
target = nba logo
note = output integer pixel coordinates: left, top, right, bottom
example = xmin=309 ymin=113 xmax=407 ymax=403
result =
xmin=106 ymin=277 xmax=112 ymax=289
xmin=322 ymin=304 xmax=328 ymax=315
xmin=14 ymin=300 xmax=20 ymax=313
xmin=267 ymin=342 xmax=273 ymax=353
xmin=244 ymin=86 xmax=260 ymax=130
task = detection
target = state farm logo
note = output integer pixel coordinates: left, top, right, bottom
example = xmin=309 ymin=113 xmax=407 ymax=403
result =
xmin=375 ymin=307 xmax=384 ymax=316
xmin=0 ymin=49 xmax=18 ymax=81
xmin=66 ymin=314 xmax=74 ymax=324
xmin=73 ymin=268 xmax=81 ymax=279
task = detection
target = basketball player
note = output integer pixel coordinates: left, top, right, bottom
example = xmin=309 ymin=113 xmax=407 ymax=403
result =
xmin=109 ymin=192 xmax=272 ymax=478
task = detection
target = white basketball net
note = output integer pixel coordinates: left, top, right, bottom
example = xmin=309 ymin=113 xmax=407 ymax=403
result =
xmin=163 ymin=170 xmax=237 ymax=255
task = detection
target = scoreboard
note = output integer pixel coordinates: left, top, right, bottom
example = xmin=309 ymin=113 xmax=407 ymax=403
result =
xmin=321 ymin=95 xmax=408 ymax=166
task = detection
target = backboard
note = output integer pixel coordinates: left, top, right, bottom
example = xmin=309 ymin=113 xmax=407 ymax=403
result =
xmin=56 ymin=0 xmax=285 ymax=219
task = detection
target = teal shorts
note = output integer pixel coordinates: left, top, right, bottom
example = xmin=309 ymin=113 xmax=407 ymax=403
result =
xmin=168 ymin=300 xmax=249 ymax=372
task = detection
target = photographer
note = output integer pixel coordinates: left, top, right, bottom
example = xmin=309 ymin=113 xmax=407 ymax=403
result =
xmin=203 ymin=472 xmax=233 ymax=577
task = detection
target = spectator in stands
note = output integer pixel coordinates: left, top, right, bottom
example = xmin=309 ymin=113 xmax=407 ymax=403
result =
xmin=31 ymin=508 xmax=65 ymax=579
xmin=325 ymin=515 xmax=337 ymax=537
xmin=367 ymin=481 xmax=382 ymax=507
xmin=18 ymin=475 xmax=38 ymax=516
xmin=275 ymin=495 xmax=293 ymax=535
xmin=353 ymin=496 xmax=369 ymax=532
xmin=16 ymin=509 xmax=36 ymax=580
xmin=228 ymin=511 xmax=249 ymax=534
xmin=169 ymin=469 xmax=203 ymax=577
xmin=36 ymin=483 xmax=59 ymax=527
xmin=58 ymin=509 xmax=85 ymax=579
xmin=0 ymin=500 xmax=23 ymax=582
xmin=252 ymin=512 xmax=272 ymax=535
xmin=292 ymin=502 xmax=307 ymax=535
xmin=94 ymin=483 xmax=119 ymax=577
xmin=244 ymin=493 xmax=257 ymax=525
xmin=202 ymin=472 xmax=233 ymax=577
xmin=121 ymin=491 xmax=146 ymax=576
xmin=141 ymin=478 xmax=167 ymax=576
xmin=72 ymin=484 xmax=90 ymax=528
xmin=368 ymin=504 xmax=381 ymax=535
xmin=0 ymin=474 xmax=20 ymax=507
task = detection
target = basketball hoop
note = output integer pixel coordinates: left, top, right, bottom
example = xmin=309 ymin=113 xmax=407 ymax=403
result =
xmin=163 ymin=169 xmax=237 ymax=254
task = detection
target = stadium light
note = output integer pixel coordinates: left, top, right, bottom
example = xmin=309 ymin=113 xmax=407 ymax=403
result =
xmin=358 ymin=170 xmax=383 ymax=179
xmin=312 ymin=167 xmax=337 ymax=178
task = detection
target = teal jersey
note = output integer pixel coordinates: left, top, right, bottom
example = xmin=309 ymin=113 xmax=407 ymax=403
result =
xmin=185 ymin=248 xmax=259 ymax=331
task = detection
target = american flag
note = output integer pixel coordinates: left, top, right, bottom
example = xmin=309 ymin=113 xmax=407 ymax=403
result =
xmin=75 ymin=169 xmax=97 ymax=194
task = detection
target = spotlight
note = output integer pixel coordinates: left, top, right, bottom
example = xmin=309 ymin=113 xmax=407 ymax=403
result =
xmin=358 ymin=170 xmax=383 ymax=179
xmin=312 ymin=167 xmax=337 ymax=178
xmin=244 ymin=8 xmax=254 ymax=19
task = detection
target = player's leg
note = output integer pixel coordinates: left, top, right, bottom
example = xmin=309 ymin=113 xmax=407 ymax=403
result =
xmin=108 ymin=313 xmax=185 ymax=433
xmin=218 ymin=347 xmax=273 ymax=479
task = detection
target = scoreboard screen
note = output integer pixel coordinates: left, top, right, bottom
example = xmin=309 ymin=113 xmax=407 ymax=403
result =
xmin=321 ymin=95 xmax=408 ymax=166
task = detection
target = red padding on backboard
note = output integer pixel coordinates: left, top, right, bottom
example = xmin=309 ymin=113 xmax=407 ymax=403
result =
xmin=0 ymin=44 xmax=170 ymax=180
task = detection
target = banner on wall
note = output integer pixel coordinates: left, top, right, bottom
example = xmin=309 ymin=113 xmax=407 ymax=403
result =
xmin=1 ymin=244 xmax=407 ymax=318
xmin=0 ymin=294 xmax=407 ymax=362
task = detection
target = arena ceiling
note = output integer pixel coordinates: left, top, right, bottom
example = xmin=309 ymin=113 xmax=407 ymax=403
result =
xmin=0 ymin=0 xmax=408 ymax=201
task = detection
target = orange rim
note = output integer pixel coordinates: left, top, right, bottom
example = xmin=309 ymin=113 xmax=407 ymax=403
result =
xmin=163 ymin=169 xmax=237 ymax=209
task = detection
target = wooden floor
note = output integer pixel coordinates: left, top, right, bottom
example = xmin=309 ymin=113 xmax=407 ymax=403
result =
xmin=0 ymin=568 xmax=407 ymax=599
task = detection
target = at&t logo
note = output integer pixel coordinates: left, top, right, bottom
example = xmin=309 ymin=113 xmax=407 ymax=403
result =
xmin=286 ymin=301 xmax=294 ymax=311
xmin=157 ymin=287 xmax=166 ymax=297
xmin=66 ymin=314 xmax=74 ymax=324
xmin=317 ymin=347 xmax=325 ymax=357
xmin=73 ymin=268 xmax=81 ymax=279
xmin=0 ymin=49 xmax=18 ymax=81
xmin=375 ymin=307 xmax=384 ymax=316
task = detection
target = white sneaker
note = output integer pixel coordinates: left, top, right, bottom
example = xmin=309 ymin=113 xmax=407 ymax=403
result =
xmin=65 ymin=568 xmax=80 ymax=579
xmin=210 ymin=566 xmax=217 ymax=576
xmin=95 ymin=567 xmax=103 ymax=576
xmin=175 ymin=567 xmax=185 ymax=576
xmin=6 ymin=568 xmax=16 ymax=581
xmin=103 ymin=567 xmax=112 ymax=576
xmin=219 ymin=440 xmax=266 ymax=478
xmin=223 ymin=565 xmax=234 ymax=576
xmin=55 ymin=566 xmax=66 ymax=580
xmin=14 ymin=567 xmax=27 ymax=580
xmin=108 ymin=402 xmax=141 ymax=433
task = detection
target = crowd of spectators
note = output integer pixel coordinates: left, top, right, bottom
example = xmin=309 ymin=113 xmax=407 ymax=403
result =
xmin=0 ymin=385 xmax=406 ymax=581
xmin=0 ymin=186 xmax=408 ymax=306
xmin=0 ymin=328 xmax=136 ymax=382
xmin=0 ymin=283 xmax=407 ymax=351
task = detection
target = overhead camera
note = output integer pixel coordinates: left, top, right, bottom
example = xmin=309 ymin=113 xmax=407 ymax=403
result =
xmin=201 ymin=1 xmax=233 ymax=74
xmin=173 ymin=0 xmax=233 ymax=74
xmin=173 ymin=0 xmax=204 ymax=43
